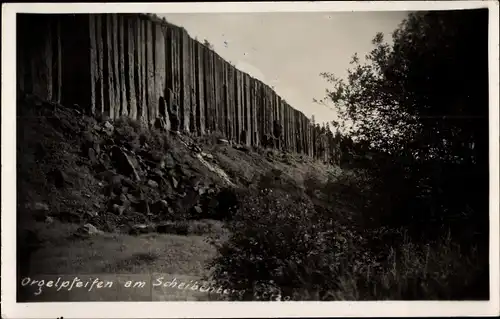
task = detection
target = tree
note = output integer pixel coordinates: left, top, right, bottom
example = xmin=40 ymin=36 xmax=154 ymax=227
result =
xmin=317 ymin=10 xmax=489 ymax=242
xmin=203 ymin=39 xmax=214 ymax=50
xmin=319 ymin=10 xmax=487 ymax=162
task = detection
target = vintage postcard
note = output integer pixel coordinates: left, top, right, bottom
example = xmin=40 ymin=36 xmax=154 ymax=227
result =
xmin=2 ymin=1 xmax=499 ymax=318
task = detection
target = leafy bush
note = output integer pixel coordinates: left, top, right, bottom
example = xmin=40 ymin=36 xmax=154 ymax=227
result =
xmin=213 ymin=187 xmax=240 ymax=221
xmin=208 ymin=188 xmax=369 ymax=301
xmin=113 ymin=116 xmax=171 ymax=152
xmin=252 ymin=168 xmax=303 ymax=196
xmin=208 ymin=169 xmax=489 ymax=300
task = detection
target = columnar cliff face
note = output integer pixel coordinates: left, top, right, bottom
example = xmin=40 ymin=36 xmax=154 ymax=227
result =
xmin=17 ymin=13 xmax=338 ymax=162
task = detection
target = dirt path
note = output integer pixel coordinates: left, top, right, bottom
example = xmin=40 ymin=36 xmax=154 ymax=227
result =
xmin=19 ymin=221 xmax=224 ymax=301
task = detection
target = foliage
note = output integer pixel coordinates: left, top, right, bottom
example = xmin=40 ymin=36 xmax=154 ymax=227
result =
xmin=113 ymin=116 xmax=172 ymax=153
xmin=208 ymin=186 xmax=367 ymax=301
xmin=203 ymin=39 xmax=214 ymax=50
xmin=319 ymin=10 xmax=488 ymax=159
xmin=208 ymin=170 xmax=488 ymax=300
xmin=316 ymin=10 xmax=489 ymax=243
xmin=208 ymin=10 xmax=490 ymax=302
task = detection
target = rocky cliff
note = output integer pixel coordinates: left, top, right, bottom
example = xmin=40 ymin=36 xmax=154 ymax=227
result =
xmin=17 ymin=13 xmax=337 ymax=161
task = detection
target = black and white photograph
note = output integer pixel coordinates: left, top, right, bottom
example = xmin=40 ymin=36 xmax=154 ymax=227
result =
xmin=2 ymin=1 xmax=499 ymax=318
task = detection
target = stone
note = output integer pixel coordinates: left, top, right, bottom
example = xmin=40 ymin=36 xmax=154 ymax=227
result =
xmin=82 ymin=130 xmax=95 ymax=144
xmin=135 ymin=199 xmax=151 ymax=215
xmin=126 ymin=193 xmax=140 ymax=204
xmin=152 ymin=199 xmax=174 ymax=217
xmin=111 ymin=146 xmax=140 ymax=181
xmin=164 ymin=152 xmax=176 ymax=169
xmin=129 ymin=224 xmax=154 ymax=236
xmin=159 ymin=199 xmax=169 ymax=208
xmin=93 ymin=143 xmax=101 ymax=154
xmin=234 ymin=144 xmax=250 ymax=153
xmin=88 ymin=148 xmax=99 ymax=165
xmin=197 ymin=186 xmax=209 ymax=196
xmin=99 ymin=152 xmax=112 ymax=169
xmin=168 ymin=207 xmax=175 ymax=216
xmin=103 ymin=121 xmax=114 ymax=136
xmin=201 ymin=152 xmax=214 ymax=160
xmin=147 ymin=180 xmax=159 ymax=188
xmin=190 ymin=144 xmax=202 ymax=153
xmin=154 ymin=117 xmax=167 ymax=131
xmin=119 ymin=193 xmax=130 ymax=205
xmin=86 ymin=211 xmax=99 ymax=218
xmin=29 ymin=202 xmax=49 ymax=212
xmin=169 ymin=110 xmax=180 ymax=132
xmin=79 ymin=223 xmax=103 ymax=236
xmin=112 ymin=204 xmax=125 ymax=215
xmin=157 ymin=158 xmax=166 ymax=170
xmin=45 ymin=216 xmax=54 ymax=224
xmin=171 ymin=176 xmax=179 ymax=189
xmin=174 ymin=163 xmax=188 ymax=177
xmin=152 ymin=168 xmax=164 ymax=177
xmin=218 ymin=138 xmax=229 ymax=145
xmin=150 ymin=150 xmax=164 ymax=162
xmin=193 ymin=205 xmax=203 ymax=214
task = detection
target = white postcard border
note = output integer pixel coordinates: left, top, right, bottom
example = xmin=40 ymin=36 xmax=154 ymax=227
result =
xmin=2 ymin=2 xmax=499 ymax=318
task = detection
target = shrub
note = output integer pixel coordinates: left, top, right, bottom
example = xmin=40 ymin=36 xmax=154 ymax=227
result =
xmin=208 ymin=167 xmax=489 ymax=300
xmin=252 ymin=168 xmax=303 ymax=196
xmin=195 ymin=131 xmax=227 ymax=146
xmin=112 ymin=116 xmax=143 ymax=151
xmin=212 ymin=187 xmax=241 ymax=221
xmin=207 ymin=188 xmax=367 ymax=301
xmin=113 ymin=116 xmax=171 ymax=152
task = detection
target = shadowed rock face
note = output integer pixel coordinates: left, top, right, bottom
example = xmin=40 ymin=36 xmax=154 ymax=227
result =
xmin=17 ymin=13 xmax=340 ymax=164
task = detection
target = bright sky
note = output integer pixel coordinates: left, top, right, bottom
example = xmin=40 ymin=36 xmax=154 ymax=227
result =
xmin=159 ymin=12 xmax=409 ymax=126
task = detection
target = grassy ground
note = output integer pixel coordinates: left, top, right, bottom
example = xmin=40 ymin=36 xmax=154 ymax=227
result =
xmin=21 ymin=220 xmax=221 ymax=301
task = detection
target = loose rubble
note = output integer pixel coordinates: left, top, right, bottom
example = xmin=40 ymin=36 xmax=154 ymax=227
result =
xmin=20 ymin=97 xmax=272 ymax=239
xmin=41 ymin=106 xmax=239 ymax=236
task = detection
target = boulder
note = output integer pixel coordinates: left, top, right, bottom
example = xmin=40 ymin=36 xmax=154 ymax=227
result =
xmin=201 ymin=152 xmax=214 ymax=160
xmin=129 ymin=224 xmax=155 ymax=236
xmin=171 ymin=176 xmax=179 ymax=189
xmin=147 ymin=180 xmax=159 ymax=188
xmin=234 ymin=144 xmax=250 ymax=153
xmin=28 ymin=202 xmax=49 ymax=212
xmin=154 ymin=117 xmax=167 ymax=131
xmin=87 ymin=147 xmax=99 ymax=165
xmin=86 ymin=211 xmax=99 ymax=218
xmin=110 ymin=146 xmax=140 ymax=181
xmin=152 ymin=199 xmax=170 ymax=215
xmin=193 ymin=205 xmax=203 ymax=214
xmin=112 ymin=204 xmax=125 ymax=216
xmin=103 ymin=121 xmax=114 ymax=136
xmin=164 ymin=152 xmax=176 ymax=169
xmin=77 ymin=223 xmax=103 ymax=236
xmin=218 ymin=138 xmax=229 ymax=145
xmin=189 ymin=144 xmax=202 ymax=153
